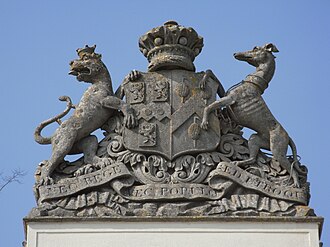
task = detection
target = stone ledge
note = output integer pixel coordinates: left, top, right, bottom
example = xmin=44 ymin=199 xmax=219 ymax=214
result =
xmin=24 ymin=215 xmax=324 ymax=224
xmin=24 ymin=216 xmax=324 ymax=238
xmin=24 ymin=216 xmax=323 ymax=247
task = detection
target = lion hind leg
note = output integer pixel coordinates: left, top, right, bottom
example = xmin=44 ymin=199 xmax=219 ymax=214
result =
xmin=71 ymin=135 xmax=99 ymax=165
xmin=40 ymin=138 xmax=76 ymax=182
xmin=72 ymin=135 xmax=114 ymax=176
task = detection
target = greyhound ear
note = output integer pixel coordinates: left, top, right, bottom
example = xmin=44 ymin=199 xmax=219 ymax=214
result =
xmin=265 ymin=43 xmax=279 ymax=53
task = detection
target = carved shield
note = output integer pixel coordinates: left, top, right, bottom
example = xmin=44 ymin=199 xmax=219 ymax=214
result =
xmin=123 ymin=70 xmax=220 ymax=160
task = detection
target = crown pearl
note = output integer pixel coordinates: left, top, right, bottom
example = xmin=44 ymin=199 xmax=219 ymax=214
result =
xmin=143 ymin=49 xmax=148 ymax=56
xmin=179 ymin=37 xmax=188 ymax=46
xmin=154 ymin=37 xmax=163 ymax=46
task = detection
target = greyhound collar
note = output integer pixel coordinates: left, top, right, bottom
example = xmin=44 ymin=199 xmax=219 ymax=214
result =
xmin=244 ymin=74 xmax=268 ymax=94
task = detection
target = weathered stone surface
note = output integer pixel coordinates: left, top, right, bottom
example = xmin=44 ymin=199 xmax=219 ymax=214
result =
xmin=31 ymin=21 xmax=312 ymax=218
xmin=24 ymin=216 xmax=323 ymax=247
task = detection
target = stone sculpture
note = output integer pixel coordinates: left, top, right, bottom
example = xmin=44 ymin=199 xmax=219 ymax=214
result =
xmin=201 ymin=43 xmax=306 ymax=188
xmin=34 ymin=45 xmax=136 ymax=185
xmin=31 ymin=21 xmax=313 ymax=218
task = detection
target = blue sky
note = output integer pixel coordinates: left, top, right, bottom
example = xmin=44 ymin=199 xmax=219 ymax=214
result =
xmin=0 ymin=0 xmax=329 ymax=246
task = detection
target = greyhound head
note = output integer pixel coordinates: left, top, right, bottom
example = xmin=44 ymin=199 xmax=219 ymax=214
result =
xmin=234 ymin=43 xmax=279 ymax=67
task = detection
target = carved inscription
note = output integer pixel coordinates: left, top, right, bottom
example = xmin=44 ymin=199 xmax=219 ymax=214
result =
xmin=38 ymin=163 xmax=131 ymax=202
xmin=127 ymin=184 xmax=222 ymax=201
xmin=209 ymin=162 xmax=307 ymax=204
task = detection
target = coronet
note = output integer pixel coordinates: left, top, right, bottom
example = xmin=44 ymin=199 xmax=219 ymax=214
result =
xmin=139 ymin=21 xmax=204 ymax=72
xmin=76 ymin=44 xmax=101 ymax=59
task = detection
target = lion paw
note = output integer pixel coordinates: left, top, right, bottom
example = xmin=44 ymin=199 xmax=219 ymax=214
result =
xmin=127 ymin=69 xmax=141 ymax=81
xmin=94 ymin=157 xmax=112 ymax=169
xmin=73 ymin=158 xmax=112 ymax=177
xmin=124 ymin=111 xmax=137 ymax=129
xmin=38 ymin=176 xmax=54 ymax=186
xmin=74 ymin=164 xmax=95 ymax=177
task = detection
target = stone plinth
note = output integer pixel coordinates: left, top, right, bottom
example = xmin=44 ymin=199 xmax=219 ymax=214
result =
xmin=24 ymin=216 xmax=323 ymax=247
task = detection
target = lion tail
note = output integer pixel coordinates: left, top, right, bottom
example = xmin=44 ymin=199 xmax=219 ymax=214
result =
xmin=289 ymin=137 xmax=308 ymax=175
xmin=34 ymin=96 xmax=74 ymax=145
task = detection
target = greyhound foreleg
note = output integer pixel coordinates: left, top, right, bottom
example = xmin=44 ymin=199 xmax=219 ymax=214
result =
xmin=201 ymin=95 xmax=235 ymax=130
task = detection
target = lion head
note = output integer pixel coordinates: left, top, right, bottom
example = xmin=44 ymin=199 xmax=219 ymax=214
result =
xmin=69 ymin=45 xmax=109 ymax=83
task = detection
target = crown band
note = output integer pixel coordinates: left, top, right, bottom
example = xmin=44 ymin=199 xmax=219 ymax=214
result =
xmin=147 ymin=44 xmax=196 ymax=62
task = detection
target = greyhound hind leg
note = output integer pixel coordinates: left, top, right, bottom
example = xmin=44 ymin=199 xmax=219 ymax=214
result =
xmin=235 ymin=133 xmax=270 ymax=167
xmin=270 ymin=125 xmax=300 ymax=187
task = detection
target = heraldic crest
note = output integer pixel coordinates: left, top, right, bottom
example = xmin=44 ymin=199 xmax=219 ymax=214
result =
xmin=31 ymin=21 xmax=313 ymax=218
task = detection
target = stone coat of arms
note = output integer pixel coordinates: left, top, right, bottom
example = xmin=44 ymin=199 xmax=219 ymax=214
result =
xmin=31 ymin=21 xmax=312 ymax=218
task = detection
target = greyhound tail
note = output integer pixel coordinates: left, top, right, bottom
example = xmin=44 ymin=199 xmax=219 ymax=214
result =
xmin=34 ymin=96 xmax=74 ymax=145
xmin=289 ymin=137 xmax=308 ymax=175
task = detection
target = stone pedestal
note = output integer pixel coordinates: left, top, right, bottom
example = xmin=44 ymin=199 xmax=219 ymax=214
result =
xmin=24 ymin=216 xmax=323 ymax=247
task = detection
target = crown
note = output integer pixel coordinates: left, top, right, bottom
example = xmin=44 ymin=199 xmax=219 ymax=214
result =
xmin=76 ymin=45 xmax=101 ymax=59
xmin=139 ymin=21 xmax=204 ymax=72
